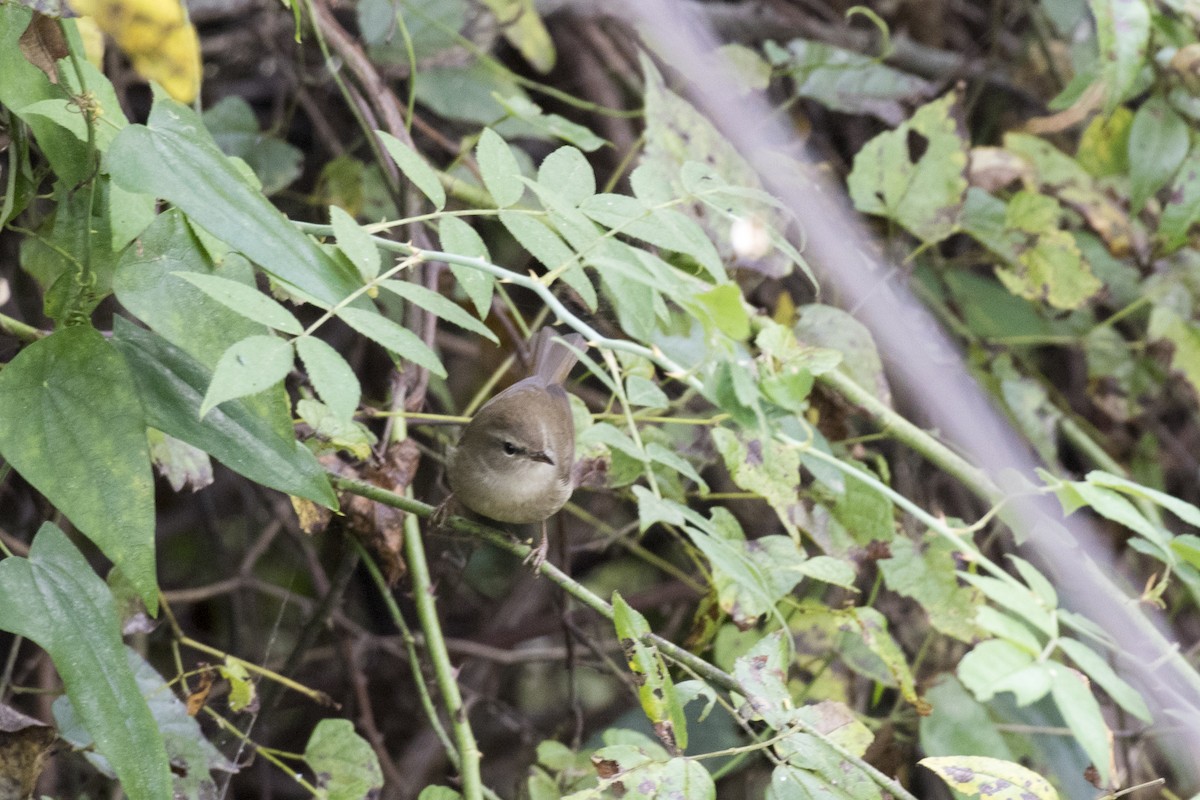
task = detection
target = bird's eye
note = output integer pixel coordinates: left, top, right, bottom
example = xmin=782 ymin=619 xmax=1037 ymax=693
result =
xmin=501 ymin=440 xmax=518 ymax=456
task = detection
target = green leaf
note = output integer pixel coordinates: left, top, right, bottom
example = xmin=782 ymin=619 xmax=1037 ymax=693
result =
xmin=1085 ymin=469 xmax=1200 ymax=528
xmin=612 ymin=592 xmax=688 ymax=753
xmin=0 ymin=524 xmax=172 ymax=800
xmin=21 ymin=178 xmax=119 ymax=323
xmin=105 ymin=90 xmax=363 ymax=308
xmin=1159 ymin=146 xmax=1200 ymax=252
xmin=692 ymin=283 xmax=750 ymax=340
xmin=731 ymin=632 xmax=791 ymax=728
xmin=338 ymin=307 xmax=447 ymax=378
xmin=376 ymin=130 xmax=447 ymax=210
xmin=54 ymin=647 xmax=237 ymax=797
xmin=1056 ymin=638 xmax=1151 ymax=722
xmin=1148 ymin=306 xmax=1200 ymax=402
xmin=0 ymin=4 xmax=91 ymax=184
xmin=304 ymin=719 xmax=384 ymax=800
xmin=958 ymin=574 xmax=1056 ymax=638
xmin=477 ymin=127 xmax=524 ymax=207
xmin=1049 ymin=664 xmax=1113 ymax=786
xmin=438 ymin=216 xmax=494 ymax=317
xmin=578 ymin=193 xmax=724 ymax=280
xmin=1128 ymin=95 xmax=1189 ymax=211
xmin=295 ymin=336 xmax=361 ymax=421
xmin=537 ymin=145 xmax=597 ymax=204
xmin=627 ymin=375 xmax=670 ymax=409
xmin=794 ymin=304 xmax=890 ymax=404
xmin=1089 ymin=0 xmax=1150 ymax=112
xmin=377 ymin=279 xmax=498 ymax=342
xmin=329 ymin=205 xmax=382 ymax=283
xmin=920 ymin=755 xmax=1059 ymax=800
xmin=480 ymin=0 xmax=555 ymax=73
xmin=920 ymin=677 xmax=1016 ymax=763
xmin=200 ymin=335 xmax=295 ymax=418
xmin=961 ymin=190 xmax=1100 ymax=310
xmin=879 ymin=536 xmax=982 ymax=642
xmin=497 ymin=94 xmax=606 ymax=152
xmin=1054 ymin=479 xmax=1171 ymax=554
xmin=958 ymin=640 xmax=1036 ymax=702
xmin=765 ymin=38 xmax=934 ymax=125
xmin=174 ymin=272 xmax=303 ymax=335
xmin=112 ymin=315 xmax=336 ymax=508
xmin=203 ymin=95 xmax=302 ymax=195
xmin=711 ymin=428 xmax=802 ymax=538
xmin=0 ymin=326 xmax=157 ymax=608
xmin=521 ymin=180 xmax=602 ymax=308
xmin=499 ymin=211 xmax=577 ymax=274
xmin=847 ymin=89 xmax=969 ymax=244
xmin=641 ymin=55 xmax=795 ymax=278
xmin=1007 ymin=556 xmax=1057 ymax=608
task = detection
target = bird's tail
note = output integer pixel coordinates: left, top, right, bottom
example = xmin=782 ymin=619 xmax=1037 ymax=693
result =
xmin=531 ymin=327 xmax=585 ymax=384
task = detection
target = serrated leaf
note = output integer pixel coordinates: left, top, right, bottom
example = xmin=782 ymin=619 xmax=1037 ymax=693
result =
xmin=200 ymin=335 xmax=294 ymax=418
xmin=338 ymin=307 xmax=447 ymax=377
xmin=626 ymin=374 xmax=669 ymax=408
xmin=0 ymin=326 xmax=158 ymax=608
xmin=329 ymin=205 xmax=381 ymax=283
xmin=0 ymin=523 xmax=172 ymax=800
xmin=438 ymin=216 xmax=494 ymax=317
xmin=295 ymin=336 xmax=361 ymax=421
xmin=174 ymin=272 xmax=303 ymax=335
xmin=112 ymin=319 xmax=337 ymax=508
xmin=1054 ymin=480 xmax=1170 ymax=553
xmin=537 ymin=145 xmax=596 ymax=205
xmin=477 ymin=127 xmax=524 ymax=207
xmin=377 ymin=279 xmax=498 ymax=342
xmin=304 ymin=719 xmax=384 ymax=800
xmin=920 ymin=755 xmax=1059 ymax=800
xmin=847 ymin=89 xmax=968 ymax=244
xmin=376 ymin=130 xmax=447 ymax=210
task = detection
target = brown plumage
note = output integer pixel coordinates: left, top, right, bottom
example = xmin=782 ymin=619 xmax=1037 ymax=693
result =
xmin=446 ymin=328 xmax=585 ymax=524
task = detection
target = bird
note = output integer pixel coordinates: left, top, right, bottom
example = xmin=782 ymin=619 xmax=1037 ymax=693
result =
xmin=446 ymin=328 xmax=585 ymax=548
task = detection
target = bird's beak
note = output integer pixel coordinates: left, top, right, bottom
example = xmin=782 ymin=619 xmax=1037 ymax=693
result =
xmin=530 ymin=451 xmax=555 ymax=465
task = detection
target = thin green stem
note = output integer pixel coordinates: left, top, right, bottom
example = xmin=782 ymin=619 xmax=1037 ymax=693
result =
xmin=352 ymin=541 xmax=462 ymax=781
xmin=401 ymin=489 xmax=484 ymax=799
xmin=0 ymin=312 xmax=46 ymax=343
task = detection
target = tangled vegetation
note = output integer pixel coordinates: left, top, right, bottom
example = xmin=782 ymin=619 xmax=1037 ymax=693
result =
xmin=3 ymin=0 xmax=1200 ymax=798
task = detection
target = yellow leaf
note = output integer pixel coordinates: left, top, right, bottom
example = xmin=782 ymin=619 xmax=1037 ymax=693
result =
xmin=480 ymin=0 xmax=555 ymax=74
xmin=67 ymin=0 xmax=200 ymax=102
